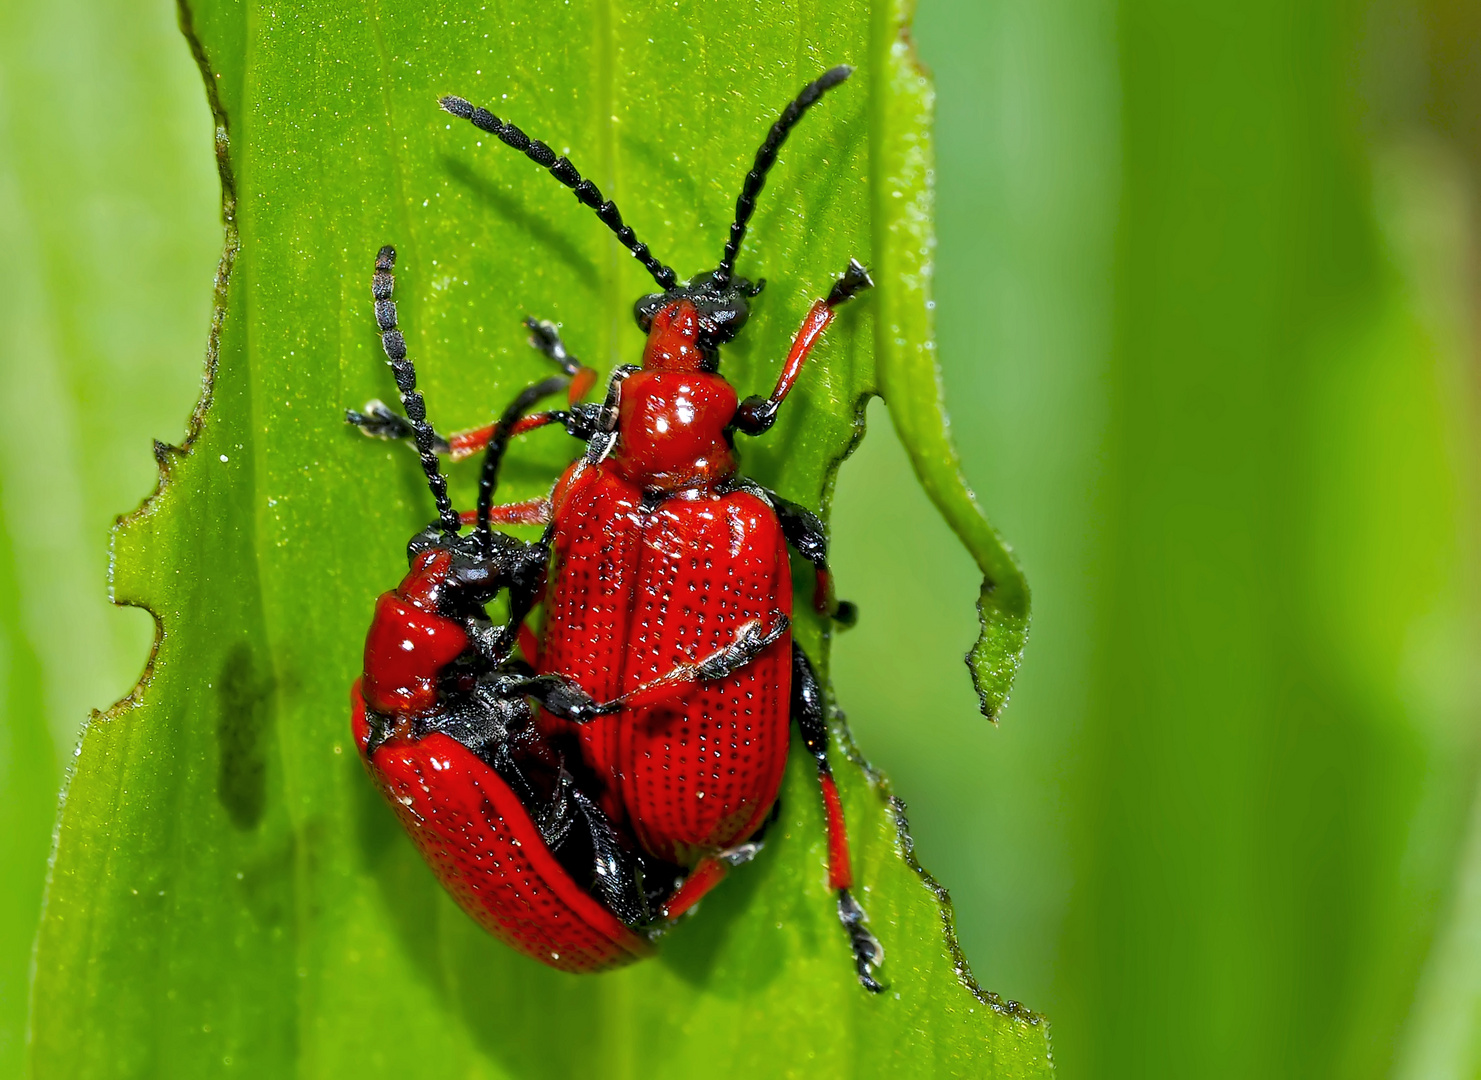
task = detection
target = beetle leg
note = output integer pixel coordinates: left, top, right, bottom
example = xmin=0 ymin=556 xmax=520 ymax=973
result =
xmin=523 ymin=317 xmax=601 ymax=403
xmin=506 ymin=673 xmax=608 ymax=724
xmin=609 ymin=612 xmax=790 ymax=710
xmin=345 ymin=398 xmax=453 ymax=453
xmin=731 ymin=258 xmax=873 ymax=436
xmin=517 ymin=612 xmax=790 ymax=722
xmin=730 ymin=479 xmax=857 ymax=626
xmin=659 ymin=857 xmax=729 ymax=920
xmin=791 ymin=642 xmax=884 ymax=992
xmin=568 ymin=785 xmax=653 ymax=925
xmin=348 ymin=373 xmax=576 ymax=461
xmin=445 ymin=410 xmax=568 ymax=460
xmin=658 ymin=830 xmax=770 ymax=920
xmin=456 ymin=497 xmax=552 ymax=527
xmin=438 ymin=318 xmax=604 ymax=457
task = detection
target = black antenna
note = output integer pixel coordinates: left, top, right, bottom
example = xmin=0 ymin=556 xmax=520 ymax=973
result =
xmin=372 ymin=246 xmax=460 ymax=535
xmin=716 ymin=65 xmax=853 ymax=285
xmin=440 ymin=95 xmax=679 ymax=291
xmin=475 ymin=374 xmax=571 ymax=545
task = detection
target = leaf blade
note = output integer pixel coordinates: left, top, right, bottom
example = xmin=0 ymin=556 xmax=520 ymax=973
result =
xmin=30 ymin=1 xmax=1047 ymax=1075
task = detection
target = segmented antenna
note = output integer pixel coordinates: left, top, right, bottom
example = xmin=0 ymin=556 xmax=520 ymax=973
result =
xmin=716 ymin=65 xmax=854 ymax=284
xmin=439 ymin=95 xmax=679 ymax=291
xmin=475 ymin=374 xmax=571 ymax=544
xmin=372 ymin=246 xmax=460 ymax=535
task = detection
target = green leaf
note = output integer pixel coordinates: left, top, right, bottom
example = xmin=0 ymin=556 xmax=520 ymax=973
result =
xmin=0 ymin=484 xmax=58 ymax=1079
xmin=868 ymin=2 xmax=1029 ymax=719
xmin=30 ymin=0 xmax=1046 ymax=1074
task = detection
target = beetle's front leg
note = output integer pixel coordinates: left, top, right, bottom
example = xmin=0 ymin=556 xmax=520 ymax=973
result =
xmin=524 ymin=317 xmax=600 ymax=402
xmin=732 ymin=259 xmax=873 ymax=436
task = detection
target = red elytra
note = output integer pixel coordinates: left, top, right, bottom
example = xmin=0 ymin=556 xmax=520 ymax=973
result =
xmin=351 ymin=66 xmax=885 ymax=989
xmin=541 ymin=464 xmax=793 ymax=867
xmin=352 ymin=685 xmax=650 ymax=973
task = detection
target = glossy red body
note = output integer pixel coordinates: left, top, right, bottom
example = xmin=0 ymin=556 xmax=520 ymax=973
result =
xmin=360 ymin=548 xmax=467 ymax=720
xmin=352 ymin=684 xmax=650 ymax=972
xmin=354 ymin=556 xmax=650 ymax=971
xmin=536 ymin=299 xmax=795 ymax=867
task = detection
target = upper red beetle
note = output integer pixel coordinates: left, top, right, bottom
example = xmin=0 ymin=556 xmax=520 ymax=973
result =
xmin=352 ymin=67 xmax=882 ymax=990
xmin=352 ymin=246 xmax=804 ymax=971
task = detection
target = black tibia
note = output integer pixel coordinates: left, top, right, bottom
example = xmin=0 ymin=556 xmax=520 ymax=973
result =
xmin=494 ymin=741 xmax=659 ymax=926
xmin=570 ymin=784 xmax=651 ymax=924
xmin=730 ymin=479 xmax=857 ymax=625
xmin=826 ymin=258 xmax=873 ymax=307
xmin=838 ymin=890 xmax=884 ymax=993
xmin=439 ymin=95 xmax=678 ymax=291
xmin=524 ymin=318 xmax=584 ymax=376
xmin=791 ymin=643 xmax=885 ymax=993
xmin=370 ymin=245 xmax=460 ymax=534
xmin=717 ymin=65 xmax=854 ymax=284
xmin=533 ymin=769 xmax=645 ymax=922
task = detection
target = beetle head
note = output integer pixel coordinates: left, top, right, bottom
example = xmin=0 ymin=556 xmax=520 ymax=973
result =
xmin=633 ymin=272 xmax=765 ymax=370
xmin=407 ymin=525 xmax=531 ymax=611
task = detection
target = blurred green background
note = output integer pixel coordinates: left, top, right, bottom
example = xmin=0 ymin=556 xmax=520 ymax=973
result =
xmin=2 ymin=0 xmax=1479 ymax=1077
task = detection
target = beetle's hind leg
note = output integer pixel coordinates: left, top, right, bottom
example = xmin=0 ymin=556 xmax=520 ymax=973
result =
xmin=791 ymin=642 xmax=884 ymax=992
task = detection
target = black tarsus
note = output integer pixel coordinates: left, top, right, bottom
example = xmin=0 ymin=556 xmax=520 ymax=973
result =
xmin=826 ymin=258 xmax=873 ymax=308
xmin=716 ymin=65 xmax=854 ymax=285
xmin=505 ymin=672 xmax=609 ymax=725
xmin=524 ymin=317 xmax=583 ymax=376
xmin=440 ymin=95 xmax=679 ymax=291
xmin=372 ymin=245 xmax=460 ymax=534
xmin=838 ymin=889 xmax=884 ymax=993
xmin=691 ymin=614 xmax=789 ymax=681
xmin=345 ymin=399 xmax=452 ymax=454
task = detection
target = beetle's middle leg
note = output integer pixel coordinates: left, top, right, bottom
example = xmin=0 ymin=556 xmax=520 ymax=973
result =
xmin=731 ymin=478 xmax=857 ymax=626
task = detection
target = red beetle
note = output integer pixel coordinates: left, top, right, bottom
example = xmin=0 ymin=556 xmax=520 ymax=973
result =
xmin=353 ymin=68 xmax=882 ymax=989
xmin=351 ymin=247 xmax=792 ymax=972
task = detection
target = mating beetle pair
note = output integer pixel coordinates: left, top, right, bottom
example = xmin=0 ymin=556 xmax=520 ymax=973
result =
xmin=350 ymin=67 xmax=881 ymax=988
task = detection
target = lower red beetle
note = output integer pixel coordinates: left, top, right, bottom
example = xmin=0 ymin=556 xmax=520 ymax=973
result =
xmin=353 ymin=67 xmax=883 ymax=989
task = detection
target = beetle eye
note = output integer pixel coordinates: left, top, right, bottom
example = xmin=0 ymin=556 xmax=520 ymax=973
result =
xmin=634 ymin=294 xmax=665 ymax=332
xmin=696 ymin=297 xmax=749 ymax=345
